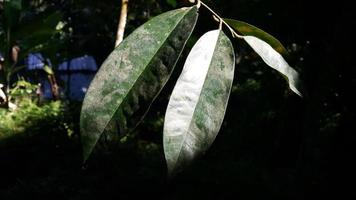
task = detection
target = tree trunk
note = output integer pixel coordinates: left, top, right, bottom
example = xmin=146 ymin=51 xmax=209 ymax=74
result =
xmin=48 ymin=74 xmax=60 ymax=100
xmin=115 ymin=0 xmax=129 ymax=47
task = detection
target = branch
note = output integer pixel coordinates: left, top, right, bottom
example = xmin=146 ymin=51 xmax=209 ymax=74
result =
xmin=115 ymin=0 xmax=129 ymax=47
xmin=200 ymin=1 xmax=243 ymax=39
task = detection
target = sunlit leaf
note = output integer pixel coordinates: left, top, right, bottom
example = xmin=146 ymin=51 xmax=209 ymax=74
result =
xmin=80 ymin=6 xmax=198 ymax=161
xmin=0 ymin=85 xmax=6 ymax=101
xmin=43 ymin=65 xmax=54 ymax=75
xmin=163 ymin=30 xmax=235 ymax=176
xmin=243 ymin=36 xmax=302 ymax=97
xmin=224 ymin=19 xmax=288 ymax=55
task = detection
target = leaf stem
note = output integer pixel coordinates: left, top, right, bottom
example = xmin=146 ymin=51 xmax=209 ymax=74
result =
xmin=199 ymin=1 xmax=243 ymax=38
xmin=218 ymin=17 xmax=223 ymax=30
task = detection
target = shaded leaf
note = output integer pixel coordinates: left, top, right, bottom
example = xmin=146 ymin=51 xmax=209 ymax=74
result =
xmin=166 ymin=0 xmax=177 ymax=8
xmin=80 ymin=6 xmax=198 ymax=161
xmin=13 ymin=12 xmax=63 ymax=40
xmin=3 ymin=0 xmax=22 ymax=30
xmin=5 ymin=0 xmax=21 ymax=9
xmin=224 ymin=19 xmax=288 ymax=55
xmin=15 ymin=12 xmax=63 ymax=59
xmin=243 ymin=36 xmax=302 ymax=97
xmin=18 ymin=29 xmax=61 ymax=55
xmin=163 ymin=30 xmax=235 ymax=176
xmin=19 ymin=36 xmax=65 ymax=62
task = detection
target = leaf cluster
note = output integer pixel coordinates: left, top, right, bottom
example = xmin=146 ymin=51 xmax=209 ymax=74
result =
xmin=80 ymin=2 xmax=303 ymax=176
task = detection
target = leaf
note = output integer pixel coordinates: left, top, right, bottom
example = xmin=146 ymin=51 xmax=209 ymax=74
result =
xmin=43 ymin=65 xmax=54 ymax=75
xmin=243 ymin=36 xmax=302 ymax=97
xmin=166 ymin=0 xmax=177 ymax=8
xmin=13 ymin=12 xmax=63 ymax=40
xmin=0 ymin=85 xmax=6 ymax=101
xmin=19 ymin=29 xmax=61 ymax=55
xmin=15 ymin=12 xmax=63 ymax=58
xmin=80 ymin=6 xmax=198 ymax=161
xmin=19 ymin=37 xmax=65 ymax=61
xmin=224 ymin=19 xmax=288 ymax=55
xmin=3 ymin=0 xmax=22 ymax=30
xmin=5 ymin=0 xmax=22 ymax=9
xmin=163 ymin=30 xmax=235 ymax=176
xmin=224 ymin=19 xmax=302 ymax=96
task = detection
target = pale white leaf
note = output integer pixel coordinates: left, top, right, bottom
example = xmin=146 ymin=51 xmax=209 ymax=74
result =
xmin=164 ymin=30 xmax=235 ymax=175
xmin=243 ymin=36 xmax=302 ymax=97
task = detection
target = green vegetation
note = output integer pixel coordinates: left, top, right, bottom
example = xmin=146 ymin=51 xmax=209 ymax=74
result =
xmin=0 ymin=80 xmax=72 ymax=145
xmin=0 ymin=0 xmax=352 ymax=199
xmin=80 ymin=2 xmax=302 ymax=176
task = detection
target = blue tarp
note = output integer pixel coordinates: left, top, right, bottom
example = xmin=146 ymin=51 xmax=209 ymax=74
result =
xmin=25 ymin=53 xmax=98 ymax=100
xmin=58 ymin=55 xmax=97 ymax=71
xmin=26 ymin=53 xmax=47 ymax=70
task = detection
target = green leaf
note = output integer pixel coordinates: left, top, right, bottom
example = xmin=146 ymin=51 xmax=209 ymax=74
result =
xmin=3 ymin=0 xmax=22 ymax=30
xmin=18 ymin=29 xmax=60 ymax=54
xmin=14 ymin=12 xmax=63 ymax=57
xmin=19 ymin=36 xmax=65 ymax=61
xmin=80 ymin=6 xmax=198 ymax=161
xmin=163 ymin=30 xmax=235 ymax=176
xmin=4 ymin=0 xmax=22 ymax=10
xmin=224 ymin=19 xmax=302 ymax=96
xmin=13 ymin=12 xmax=63 ymax=40
xmin=243 ymin=36 xmax=303 ymax=97
xmin=224 ymin=19 xmax=288 ymax=55
xmin=166 ymin=0 xmax=177 ymax=8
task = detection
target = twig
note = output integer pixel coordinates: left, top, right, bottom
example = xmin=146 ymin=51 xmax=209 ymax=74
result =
xmin=115 ymin=0 xmax=129 ymax=47
xmin=199 ymin=1 xmax=243 ymax=39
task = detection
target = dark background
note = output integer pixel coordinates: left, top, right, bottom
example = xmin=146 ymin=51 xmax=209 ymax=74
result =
xmin=1 ymin=0 xmax=355 ymax=199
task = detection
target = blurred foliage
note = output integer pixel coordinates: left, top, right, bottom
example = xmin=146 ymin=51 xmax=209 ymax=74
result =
xmin=0 ymin=99 xmax=65 ymax=138
xmin=0 ymin=0 xmax=66 ymax=106
xmin=0 ymin=79 xmax=73 ymax=145
xmin=8 ymin=78 xmax=39 ymax=103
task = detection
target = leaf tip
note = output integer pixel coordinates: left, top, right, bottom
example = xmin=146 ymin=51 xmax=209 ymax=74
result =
xmin=80 ymin=127 xmax=95 ymax=163
xmin=290 ymin=82 xmax=304 ymax=98
xmin=82 ymin=143 xmax=93 ymax=163
xmin=166 ymin=164 xmax=180 ymax=179
xmin=292 ymin=87 xmax=303 ymax=98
